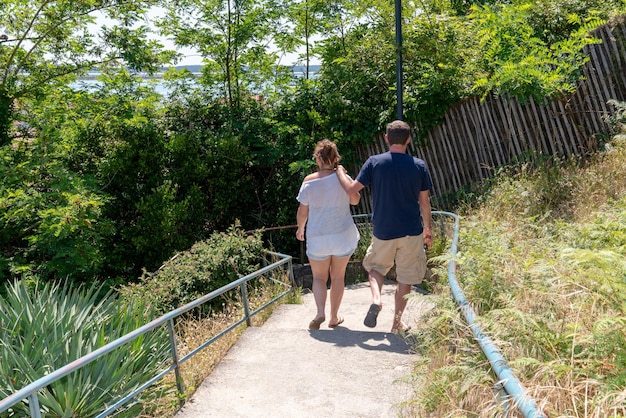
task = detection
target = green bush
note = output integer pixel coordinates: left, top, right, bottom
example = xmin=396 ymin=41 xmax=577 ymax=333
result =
xmin=0 ymin=279 xmax=169 ymax=417
xmin=119 ymin=223 xmax=266 ymax=316
xmin=0 ymin=137 xmax=113 ymax=283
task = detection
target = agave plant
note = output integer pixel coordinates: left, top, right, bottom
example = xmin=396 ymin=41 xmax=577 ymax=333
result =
xmin=0 ymin=280 xmax=171 ymax=417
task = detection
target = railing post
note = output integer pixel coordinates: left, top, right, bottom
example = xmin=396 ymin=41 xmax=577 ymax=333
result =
xmin=241 ymin=283 xmax=252 ymax=326
xmin=28 ymin=393 xmax=41 ymax=418
xmin=167 ymin=319 xmax=185 ymax=400
xmin=494 ymin=381 xmax=510 ymax=417
xmin=287 ymin=258 xmax=296 ymax=289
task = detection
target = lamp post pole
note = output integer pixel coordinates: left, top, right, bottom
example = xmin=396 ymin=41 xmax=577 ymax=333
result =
xmin=395 ymin=0 xmax=403 ymax=120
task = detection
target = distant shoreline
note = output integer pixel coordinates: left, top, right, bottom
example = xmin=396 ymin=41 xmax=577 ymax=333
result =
xmin=77 ymin=64 xmax=321 ymax=80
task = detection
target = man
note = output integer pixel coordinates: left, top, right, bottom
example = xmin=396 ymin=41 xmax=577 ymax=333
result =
xmin=336 ymin=120 xmax=433 ymax=333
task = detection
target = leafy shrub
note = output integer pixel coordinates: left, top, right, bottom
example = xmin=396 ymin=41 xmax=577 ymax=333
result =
xmin=0 ymin=137 xmax=113 ymax=283
xmin=0 ymin=279 xmax=169 ymax=417
xmin=119 ymin=223 xmax=266 ymax=316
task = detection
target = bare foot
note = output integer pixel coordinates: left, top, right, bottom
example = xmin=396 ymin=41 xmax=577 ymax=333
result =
xmin=328 ymin=317 xmax=344 ymax=328
xmin=391 ymin=321 xmax=411 ymax=334
xmin=308 ymin=316 xmax=325 ymax=330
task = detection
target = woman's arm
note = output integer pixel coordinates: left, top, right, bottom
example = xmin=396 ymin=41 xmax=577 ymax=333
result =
xmin=296 ymin=203 xmax=309 ymax=241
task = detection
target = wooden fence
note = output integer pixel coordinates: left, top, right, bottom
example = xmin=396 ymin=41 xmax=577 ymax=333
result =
xmin=353 ymin=16 xmax=626 ymax=212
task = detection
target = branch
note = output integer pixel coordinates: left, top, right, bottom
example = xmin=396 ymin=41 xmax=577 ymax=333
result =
xmin=11 ymin=4 xmax=118 ymax=81
xmin=17 ymin=56 xmax=121 ymax=97
xmin=5 ymin=0 xmax=151 ymax=87
xmin=2 ymin=0 xmax=53 ymax=85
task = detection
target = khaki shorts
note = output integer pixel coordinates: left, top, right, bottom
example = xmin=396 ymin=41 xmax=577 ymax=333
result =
xmin=362 ymin=235 xmax=427 ymax=285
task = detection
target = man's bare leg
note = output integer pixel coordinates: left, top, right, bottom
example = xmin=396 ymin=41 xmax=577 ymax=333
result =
xmin=392 ymin=282 xmax=412 ymax=332
xmin=368 ymin=269 xmax=385 ymax=308
xmin=363 ymin=269 xmax=385 ymax=327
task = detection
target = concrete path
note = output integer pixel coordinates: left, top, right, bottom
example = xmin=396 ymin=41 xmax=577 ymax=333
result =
xmin=174 ymin=281 xmax=434 ymax=418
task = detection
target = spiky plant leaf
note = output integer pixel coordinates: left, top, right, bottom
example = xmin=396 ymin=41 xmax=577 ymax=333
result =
xmin=0 ymin=280 xmax=171 ymax=417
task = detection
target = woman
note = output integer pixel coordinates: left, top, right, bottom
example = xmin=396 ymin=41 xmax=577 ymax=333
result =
xmin=296 ymin=139 xmax=361 ymax=329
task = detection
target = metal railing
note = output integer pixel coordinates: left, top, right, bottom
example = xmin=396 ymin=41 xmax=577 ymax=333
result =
xmin=0 ymin=251 xmax=294 ymax=418
xmin=437 ymin=211 xmax=546 ymax=418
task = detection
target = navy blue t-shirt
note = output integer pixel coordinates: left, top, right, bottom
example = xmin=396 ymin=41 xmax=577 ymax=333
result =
xmin=356 ymin=151 xmax=432 ymax=240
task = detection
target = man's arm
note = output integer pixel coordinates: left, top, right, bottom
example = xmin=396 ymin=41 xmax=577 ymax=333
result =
xmin=336 ymin=165 xmax=365 ymax=195
xmin=419 ymin=190 xmax=433 ymax=248
xmin=349 ymin=191 xmax=361 ymax=206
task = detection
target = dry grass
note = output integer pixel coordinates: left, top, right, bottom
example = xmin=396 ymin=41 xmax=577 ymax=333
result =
xmin=407 ymin=133 xmax=626 ymax=417
xmin=140 ymin=274 xmax=302 ymax=417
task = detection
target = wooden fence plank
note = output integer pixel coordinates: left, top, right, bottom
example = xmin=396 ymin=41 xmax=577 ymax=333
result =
xmin=528 ymin=97 xmax=551 ymax=155
xmin=458 ymin=101 xmax=486 ymax=181
xmin=436 ymin=124 xmax=460 ymax=192
xmin=611 ymin=22 xmax=626 ymax=92
xmin=441 ymin=113 xmax=465 ymax=188
xmin=593 ymin=27 xmax=620 ymax=101
xmin=493 ymin=96 xmax=515 ymax=158
xmin=450 ymin=105 xmax=477 ymax=182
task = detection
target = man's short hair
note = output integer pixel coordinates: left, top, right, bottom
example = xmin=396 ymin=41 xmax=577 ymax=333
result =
xmin=386 ymin=120 xmax=411 ymax=145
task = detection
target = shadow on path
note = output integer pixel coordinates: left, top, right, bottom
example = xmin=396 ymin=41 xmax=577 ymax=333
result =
xmin=308 ymin=328 xmax=414 ymax=354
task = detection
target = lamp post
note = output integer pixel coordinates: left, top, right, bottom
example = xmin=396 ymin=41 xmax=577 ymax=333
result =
xmin=395 ymin=0 xmax=403 ymax=120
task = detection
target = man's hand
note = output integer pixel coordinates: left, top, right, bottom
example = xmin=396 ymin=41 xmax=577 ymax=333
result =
xmin=336 ymin=165 xmax=364 ymax=195
xmin=423 ymin=227 xmax=433 ymax=249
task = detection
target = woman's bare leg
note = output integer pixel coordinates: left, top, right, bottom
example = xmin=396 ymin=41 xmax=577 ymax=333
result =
xmin=309 ymin=258 xmax=331 ymax=326
xmin=328 ymin=255 xmax=350 ymax=325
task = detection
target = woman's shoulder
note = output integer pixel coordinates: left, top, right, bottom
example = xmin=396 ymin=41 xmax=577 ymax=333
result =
xmin=304 ymin=171 xmax=338 ymax=182
xmin=303 ymin=172 xmax=320 ymax=182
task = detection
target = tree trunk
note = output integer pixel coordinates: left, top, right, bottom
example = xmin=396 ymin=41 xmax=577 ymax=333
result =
xmin=305 ymin=1 xmax=310 ymax=80
xmin=0 ymin=88 xmax=13 ymax=147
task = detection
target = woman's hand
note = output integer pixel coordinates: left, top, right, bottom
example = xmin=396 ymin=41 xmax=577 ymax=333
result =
xmin=296 ymin=203 xmax=309 ymax=241
xmin=296 ymin=227 xmax=305 ymax=241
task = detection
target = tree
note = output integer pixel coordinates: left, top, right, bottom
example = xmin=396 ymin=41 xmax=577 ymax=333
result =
xmin=402 ymin=8 xmax=467 ymax=139
xmin=158 ymin=0 xmax=290 ymax=108
xmin=307 ymin=0 xmax=398 ymax=143
xmin=0 ymin=0 xmax=170 ymax=146
xmin=466 ymin=3 xmax=604 ymax=103
xmin=284 ymin=0 xmax=327 ymax=79
xmin=0 ymin=134 xmax=113 ymax=281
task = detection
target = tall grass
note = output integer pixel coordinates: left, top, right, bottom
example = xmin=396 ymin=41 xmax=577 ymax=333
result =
xmin=403 ymin=131 xmax=626 ymax=416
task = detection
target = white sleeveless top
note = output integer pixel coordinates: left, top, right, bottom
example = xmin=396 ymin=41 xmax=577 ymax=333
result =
xmin=296 ymin=173 xmax=360 ymax=258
